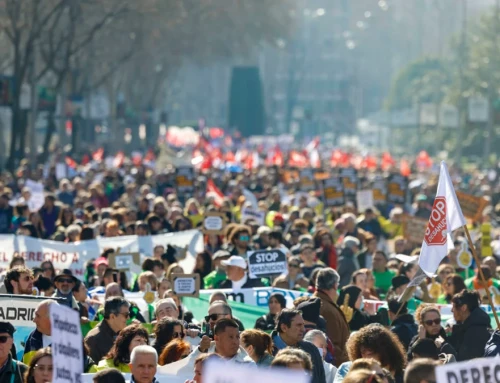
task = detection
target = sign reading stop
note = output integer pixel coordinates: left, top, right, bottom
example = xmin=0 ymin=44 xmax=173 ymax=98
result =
xmin=424 ymin=196 xmax=448 ymax=246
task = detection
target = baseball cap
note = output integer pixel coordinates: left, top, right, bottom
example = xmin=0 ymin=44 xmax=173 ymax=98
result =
xmin=0 ymin=322 xmax=15 ymax=336
xmin=94 ymin=257 xmax=109 ymax=268
xmin=212 ymin=250 xmax=231 ymax=261
xmin=221 ymin=256 xmax=247 ymax=270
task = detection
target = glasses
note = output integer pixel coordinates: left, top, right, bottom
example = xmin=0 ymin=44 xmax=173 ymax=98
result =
xmin=58 ymin=278 xmax=73 ymax=284
xmin=288 ymin=264 xmax=300 ymax=268
xmin=118 ymin=312 xmax=130 ymax=319
xmin=0 ymin=335 xmax=11 ymax=343
xmin=21 ymin=275 xmax=34 ymax=282
xmin=205 ymin=313 xmax=226 ymax=322
xmin=424 ymin=318 xmax=441 ymax=326
xmin=34 ymin=364 xmax=53 ymax=373
xmin=172 ymin=332 xmax=185 ymax=339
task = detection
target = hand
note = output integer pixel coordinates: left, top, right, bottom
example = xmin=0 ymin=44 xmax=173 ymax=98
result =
xmin=418 ymin=325 xmax=426 ymax=339
xmin=434 ymin=336 xmax=445 ymax=349
xmin=187 ymin=329 xmax=199 ymax=338
xmin=80 ymin=317 xmax=90 ymax=324
xmin=198 ymin=335 xmax=211 ymax=353
xmin=131 ymin=319 xmax=141 ymax=325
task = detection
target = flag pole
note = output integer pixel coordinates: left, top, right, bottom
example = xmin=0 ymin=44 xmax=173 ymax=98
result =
xmin=463 ymin=225 xmax=500 ymax=329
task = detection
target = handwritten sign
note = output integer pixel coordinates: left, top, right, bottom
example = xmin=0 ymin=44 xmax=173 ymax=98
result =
xmin=402 ymin=214 xmax=428 ymax=244
xmin=50 ymin=303 xmax=83 ymax=383
xmin=299 ymin=168 xmax=315 ymax=192
xmin=456 ymin=191 xmax=489 ymax=222
xmin=175 ymin=166 xmax=195 ymax=194
xmin=171 ymin=273 xmax=200 ymax=297
xmin=387 ymin=174 xmax=408 ymax=205
xmin=241 ymin=208 xmax=265 ymax=226
xmin=203 ymin=212 xmax=226 ymax=235
xmin=25 ymin=179 xmax=45 ymax=212
xmin=356 ymin=190 xmax=374 ymax=212
xmin=322 ymin=177 xmax=345 ymax=207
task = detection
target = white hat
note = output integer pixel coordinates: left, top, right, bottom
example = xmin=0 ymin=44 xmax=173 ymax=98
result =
xmin=221 ymin=256 xmax=247 ymax=270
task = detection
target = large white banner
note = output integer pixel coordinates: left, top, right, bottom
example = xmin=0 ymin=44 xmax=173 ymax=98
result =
xmin=0 ymin=229 xmax=204 ymax=278
xmin=436 ymin=356 xmax=497 ymax=382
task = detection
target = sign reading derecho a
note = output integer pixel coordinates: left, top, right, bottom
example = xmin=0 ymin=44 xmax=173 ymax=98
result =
xmin=50 ymin=303 xmax=83 ymax=383
xmin=436 ymin=356 xmax=499 ymax=383
xmin=247 ymin=249 xmax=287 ymax=279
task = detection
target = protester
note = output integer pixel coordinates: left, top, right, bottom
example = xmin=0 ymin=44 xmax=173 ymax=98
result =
xmin=437 ymin=274 xmax=466 ymax=304
xmin=304 ymin=329 xmax=337 ymax=383
xmin=23 ymin=347 xmax=51 ymax=383
xmin=403 ymin=358 xmax=439 ymax=383
xmin=337 ymin=285 xmax=383 ymax=331
xmin=128 ymin=345 xmax=158 ymax=383
xmin=388 ymin=299 xmax=418 ymax=350
xmin=152 ymin=318 xmax=185 ymax=357
xmin=4 ymin=267 xmax=34 ymax=295
xmin=203 ymin=250 xmax=230 ymax=289
xmin=0 ymin=322 xmax=27 ymax=383
xmin=158 ymin=338 xmax=191 ymax=365
xmin=185 ymin=353 xmax=222 ymax=383
xmin=270 ymin=348 xmax=313 ymax=374
xmin=93 ymin=368 xmax=126 ymax=383
xmin=347 ymin=359 xmax=389 ymax=383
xmin=240 ymin=329 xmax=274 ymax=366
xmin=338 ymin=236 xmax=361 ymax=288
xmin=254 ymin=292 xmax=286 ymax=332
xmin=154 ymin=298 xmax=179 ymax=322
xmin=23 ymin=300 xmax=58 ymax=365
xmin=85 ymin=297 xmax=131 ymax=363
xmin=52 ymin=269 xmax=79 ymax=309
xmin=372 ymin=251 xmax=396 ymax=296
xmin=217 ymin=255 xmax=265 ymax=289
xmin=272 ymin=256 xmax=309 ymax=290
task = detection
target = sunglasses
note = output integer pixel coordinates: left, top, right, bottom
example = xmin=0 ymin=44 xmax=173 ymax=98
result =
xmin=239 ymin=235 xmax=250 ymax=241
xmin=288 ymin=264 xmax=300 ymax=268
xmin=118 ymin=312 xmax=130 ymax=319
xmin=424 ymin=318 xmax=441 ymax=326
xmin=205 ymin=313 xmax=226 ymax=322
xmin=58 ymin=278 xmax=73 ymax=284
xmin=172 ymin=332 xmax=185 ymax=339
xmin=0 ymin=335 xmax=11 ymax=343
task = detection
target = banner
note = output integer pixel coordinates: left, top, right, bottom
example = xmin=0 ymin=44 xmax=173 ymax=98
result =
xmin=340 ymin=168 xmax=358 ymax=198
xmin=322 ymin=177 xmax=345 ymax=207
xmin=436 ymin=356 xmax=496 ymax=383
xmin=387 ymin=174 xmax=408 ymax=205
xmin=299 ymin=168 xmax=315 ymax=192
xmin=372 ymin=176 xmax=387 ymax=204
xmin=241 ymin=208 xmax=266 ymax=226
xmin=456 ymin=191 xmax=489 ymax=222
xmin=402 ymin=214 xmax=428 ymax=244
xmin=0 ymin=229 xmax=204 ymax=277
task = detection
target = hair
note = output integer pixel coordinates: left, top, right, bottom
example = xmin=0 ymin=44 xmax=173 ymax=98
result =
xmin=158 ymin=338 xmax=191 ymax=366
xmin=154 ymin=298 xmax=178 ymax=316
xmin=276 ymin=309 xmax=302 ymax=334
xmin=347 ymin=324 xmax=407 ymax=373
xmin=72 ymin=278 xmax=83 ymax=293
xmin=153 ymin=317 xmax=184 ymax=355
xmin=40 ymin=260 xmax=55 ymax=278
xmin=451 ymin=289 xmax=480 ymax=313
xmin=104 ymin=324 xmax=149 ymax=366
xmin=4 ymin=267 xmax=33 ymax=293
xmin=228 ymin=225 xmax=251 ymax=244
xmin=193 ymin=251 xmax=213 ymax=277
xmin=9 ymin=255 xmax=25 ymax=269
xmin=93 ymin=368 xmax=126 ymax=383
xmin=414 ymin=304 xmax=441 ymax=325
xmin=271 ymin=348 xmax=312 ymax=372
xmin=404 ymin=358 xmax=439 ymax=383
xmin=34 ymin=276 xmax=53 ymax=293
xmin=194 ymin=353 xmax=222 ymax=367
xmin=350 ymin=358 xmax=383 ymax=372
xmin=209 ymin=291 xmax=227 ymax=304
xmin=104 ymin=297 xmax=130 ymax=320
xmin=268 ymin=292 xmax=286 ymax=309
xmin=387 ymin=298 xmax=408 ymax=315
xmin=25 ymin=347 xmax=52 ymax=383
xmin=303 ymin=329 xmax=327 ymax=346
xmin=141 ymin=258 xmax=156 ymax=272
xmin=138 ymin=271 xmax=157 ymax=289
xmin=398 ymin=263 xmax=416 ymax=278
xmin=444 ymin=274 xmax=467 ymax=300
xmin=166 ymin=263 xmax=183 ymax=281
xmin=316 ymin=268 xmax=340 ymax=290
xmin=410 ymin=339 xmax=439 ymax=360
xmin=214 ymin=318 xmax=239 ymax=336
xmin=209 ymin=300 xmax=232 ymax=316
xmin=240 ymin=329 xmax=273 ymax=358
xmin=343 ymin=369 xmax=384 ymax=383
xmin=130 ymin=345 xmax=158 ymax=365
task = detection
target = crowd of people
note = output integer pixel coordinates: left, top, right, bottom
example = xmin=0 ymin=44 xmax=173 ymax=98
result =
xmin=0 ymin=151 xmax=499 ymax=383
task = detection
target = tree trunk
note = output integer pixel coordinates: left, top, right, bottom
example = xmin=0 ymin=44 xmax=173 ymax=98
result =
xmin=7 ymin=104 xmax=22 ymax=171
xmin=41 ymin=110 xmax=56 ymax=163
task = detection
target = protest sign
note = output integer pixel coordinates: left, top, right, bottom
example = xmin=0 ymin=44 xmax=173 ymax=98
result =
xmin=25 ymin=179 xmax=45 ymax=211
xmin=322 ymin=177 xmax=345 ymax=207
xmin=402 ymin=214 xmax=428 ymax=244
xmin=299 ymin=168 xmax=315 ymax=192
xmin=340 ymin=167 xmax=358 ymax=198
xmin=204 ymin=359 xmax=309 ymax=383
xmin=242 ymin=188 xmax=258 ymax=210
xmin=481 ymin=222 xmax=493 ymax=257
xmin=456 ymin=191 xmax=489 ymax=221
xmin=175 ymin=166 xmax=195 ymax=194
xmin=241 ymin=207 xmax=265 ymax=226
xmin=171 ymin=273 xmax=200 ymax=297
xmin=50 ymin=303 xmax=83 ymax=383
xmin=372 ymin=176 xmax=387 ymax=204
xmin=387 ymin=174 xmax=408 ymax=205
xmin=248 ymin=249 xmax=287 ymax=279
xmin=436 ymin=356 xmax=498 ymax=383
xmin=55 ymin=163 xmax=67 ymax=180
xmin=356 ymin=190 xmax=374 ymax=212
xmin=202 ymin=212 xmax=226 ymax=235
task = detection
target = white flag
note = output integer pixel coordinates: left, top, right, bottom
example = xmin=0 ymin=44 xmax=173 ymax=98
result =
xmin=418 ymin=161 xmax=466 ymax=276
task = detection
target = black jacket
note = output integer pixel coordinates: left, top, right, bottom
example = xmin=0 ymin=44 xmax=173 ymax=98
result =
xmin=0 ymin=356 xmax=27 ymax=383
xmin=254 ymin=313 xmax=276 ymax=333
xmin=449 ymin=307 xmax=491 ymax=361
xmin=391 ymin=313 xmax=418 ymax=350
xmin=349 ymin=309 xmax=385 ymax=332
xmin=337 ymin=248 xmax=359 ymax=288
xmin=407 ymin=328 xmax=457 ymax=361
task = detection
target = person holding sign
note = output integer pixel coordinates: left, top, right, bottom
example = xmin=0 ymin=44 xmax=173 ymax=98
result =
xmin=217 ymin=256 xmax=265 ymax=289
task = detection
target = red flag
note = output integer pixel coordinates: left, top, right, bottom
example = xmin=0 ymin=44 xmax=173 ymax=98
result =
xmin=289 ymin=150 xmax=308 ymax=168
xmin=400 ymin=159 xmax=411 ymax=177
xmin=132 ymin=152 xmax=142 ymax=166
xmin=113 ymin=151 xmax=125 ymax=168
xmin=245 ymin=151 xmax=260 ymax=169
xmin=209 ymin=127 xmax=224 ymax=139
xmin=416 ymin=150 xmax=432 ymax=169
xmin=363 ymin=155 xmax=378 ymax=170
xmin=381 ymin=152 xmax=395 ymax=171
xmin=330 ymin=150 xmax=343 ymax=167
xmin=81 ymin=154 xmax=90 ymax=166
xmin=65 ymin=156 xmax=77 ymax=169
xmin=144 ymin=148 xmax=156 ymax=162
xmin=92 ymin=147 xmax=104 ymax=162
xmin=207 ymin=179 xmax=224 ymax=207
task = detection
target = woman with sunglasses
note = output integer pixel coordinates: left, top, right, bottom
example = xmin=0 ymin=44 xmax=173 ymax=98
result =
xmin=407 ymin=305 xmax=457 ymax=361
xmin=96 ymin=324 xmax=149 ymax=372
xmin=40 ymin=261 xmax=55 ymax=281
xmin=152 ymin=318 xmax=185 ymax=356
xmin=437 ymin=274 xmax=466 ymax=304
xmin=158 ymin=338 xmax=191 ymax=365
xmin=24 ymin=347 xmax=52 ymax=383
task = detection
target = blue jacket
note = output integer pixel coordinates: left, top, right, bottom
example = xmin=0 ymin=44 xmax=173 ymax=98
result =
xmin=23 ymin=329 xmax=47 ymax=365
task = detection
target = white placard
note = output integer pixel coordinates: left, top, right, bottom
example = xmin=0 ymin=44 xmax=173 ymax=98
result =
xmin=436 ymin=356 xmax=498 ymax=383
xmin=50 ymin=303 xmax=83 ymax=383
xmin=356 ymin=189 xmax=374 ymax=212
xmin=115 ymin=255 xmax=133 ymax=270
xmin=25 ymin=179 xmax=45 ymax=211
xmin=241 ymin=208 xmax=265 ymax=226
xmin=242 ymin=188 xmax=258 ymax=210
xmin=204 ymin=359 xmax=309 ymax=383
xmin=204 ymin=216 xmax=223 ymax=232
xmin=55 ymin=163 xmax=67 ymax=180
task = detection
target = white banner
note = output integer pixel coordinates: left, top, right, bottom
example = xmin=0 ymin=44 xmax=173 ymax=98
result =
xmin=51 ymin=304 xmax=83 ymax=383
xmin=436 ymin=356 xmax=497 ymax=382
xmin=0 ymin=230 xmax=204 ymax=278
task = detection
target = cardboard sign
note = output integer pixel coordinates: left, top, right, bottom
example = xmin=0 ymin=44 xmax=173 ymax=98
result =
xmin=402 ymin=214 xmax=428 ymax=244
xmin=436 ymin=356 xmax=498 ymax=383
xmin=481 ymin=222 xmax=493 ymax=257
xmin=248 ymin=249 xmax=287 ymax=279
xmin=456 ymin=191 xmax=489 ymax=221
xmin=340 ymin=167 xmax=358 ymax=197
xmin=25 ymin=179 xmax=45 ymax=211
xmin=55 ymin=163 xmax=67 ymax=180
xmin=171 ymin=273 xmax=200 ymax=297
xmin=372 ymin=176 xmax=387 ymax=204
xmin=175 ymin=166 xmax=195 ymax=194
xmin=241 ymin=207 xmax=265 ymax=226
xmin=356 ymin=190 xmax=374 ymax=212
xmin=202 ymin=212 xmax=226 ymax=235
xmin=387 ymin=174 xmax=408 ymax=205
xmin=299 ymin=168 xmax=315 ymax=192
xmin=322 ymin=177 xmax=345 ymax=207
xmin=107 ymin=249 xmax=141 ymax=273
xmin=50 ymin=303 xmax=83 ymax=383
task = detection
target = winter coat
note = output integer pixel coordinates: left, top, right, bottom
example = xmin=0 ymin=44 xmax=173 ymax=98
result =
xmin=390 ymin=313 xmax=418 ymax=350
xmin=407 ymin=328 xmax=457 ymax=361
xmin=449 ymin=307 xmax=491 ymax=361
xmin=254 ymin=313 xmax=277 ymax=333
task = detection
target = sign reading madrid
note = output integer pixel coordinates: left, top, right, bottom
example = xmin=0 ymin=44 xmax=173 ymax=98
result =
xmin=424 ymin=196 xmax=447 ymax=246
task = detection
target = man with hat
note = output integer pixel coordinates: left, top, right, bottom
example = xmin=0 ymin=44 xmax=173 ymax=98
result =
xmin=0 ymin=322 xmax=27 ymax=383
xmin=217 ymin=256 xmax=265 ymax=289
xmin=52 ymin=269 xmax=79 ymax=310
xmin=203 ymin=250 xmax=231 ymax=289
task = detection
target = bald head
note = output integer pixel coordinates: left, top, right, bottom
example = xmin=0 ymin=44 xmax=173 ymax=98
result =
xmin=34 ymin=299 xmax=58 ymax=335
xmin=105 ymin=283 xmax=123 ymax=300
